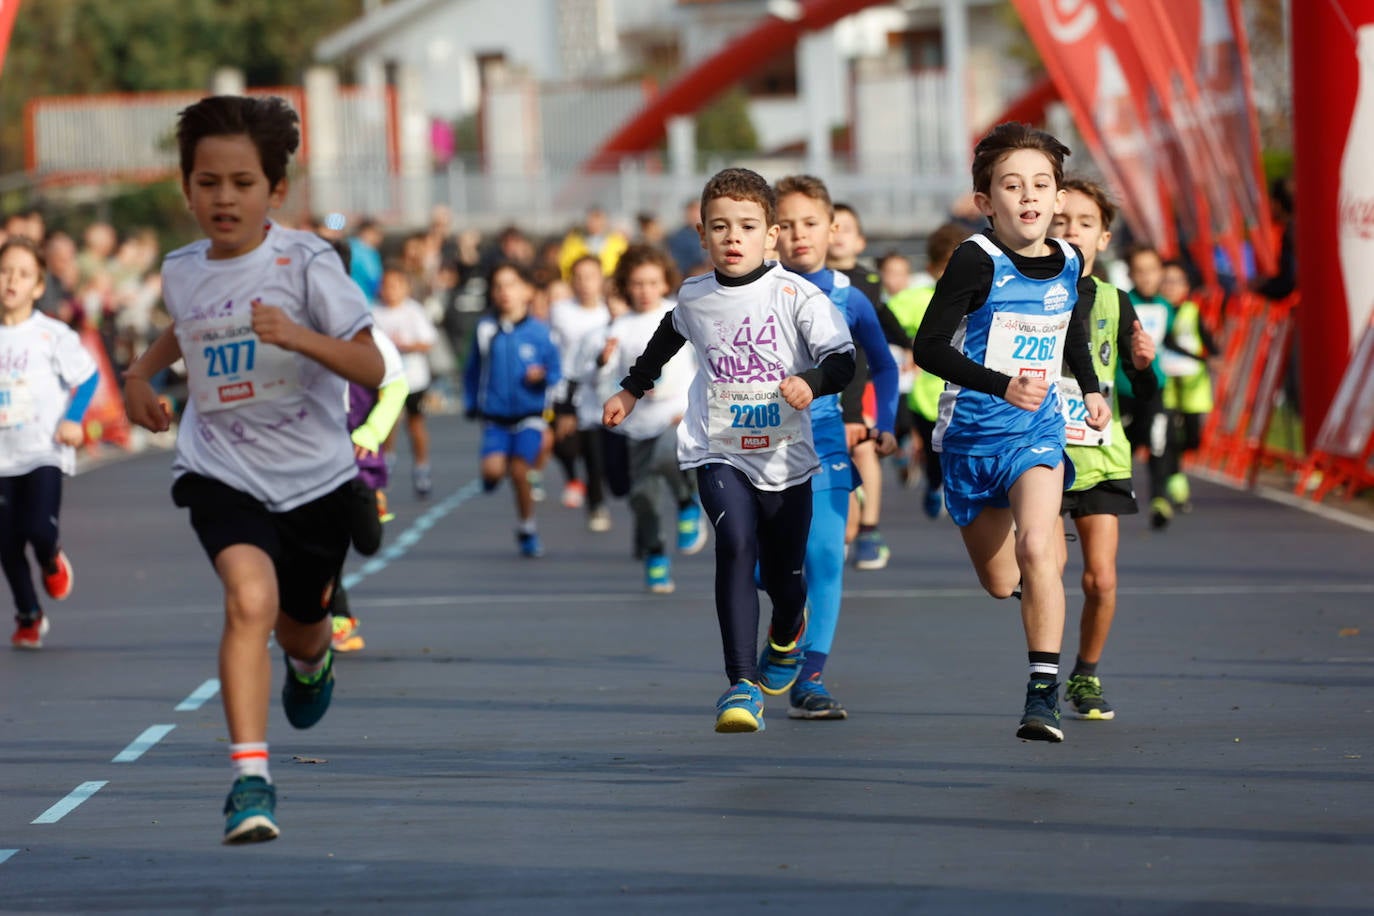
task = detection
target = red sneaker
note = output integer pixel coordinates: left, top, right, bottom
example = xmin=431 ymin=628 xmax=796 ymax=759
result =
xmin=42 ymin=550 xmax=73 ymax=601
xmin=12 ymin=614 xmax=50 ymax=650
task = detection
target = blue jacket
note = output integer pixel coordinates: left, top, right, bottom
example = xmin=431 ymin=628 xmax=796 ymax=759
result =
xmin=463 ymin=313 xmax=562 ymax=423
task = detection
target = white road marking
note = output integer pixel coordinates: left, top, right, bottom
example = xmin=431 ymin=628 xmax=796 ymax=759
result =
xmin=32 ymin=782 xmax=108 ymax=825
xmin=112 ymin=724 xmax=176 ymax=763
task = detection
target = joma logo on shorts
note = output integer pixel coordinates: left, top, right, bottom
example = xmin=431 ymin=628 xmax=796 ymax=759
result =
xmin=219 ymin=382 xmax=255 ymax=402
xmin=741 ymin=435 xmax=770 ymax=449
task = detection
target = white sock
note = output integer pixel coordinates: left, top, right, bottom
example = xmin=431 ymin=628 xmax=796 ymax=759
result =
xmin=287 ymin=651 xmax=329 ymax=679
xmin=518 ymin=518 xmax=537 ymax=535
xmin=230 ymin=742 xmax=271 ymax=782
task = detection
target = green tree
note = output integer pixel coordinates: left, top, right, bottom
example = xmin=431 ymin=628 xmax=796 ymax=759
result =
xmin=0 ymin=0 xmax=364 ymax=173
xmin=694 ymin=87 xmax=758 ymax=156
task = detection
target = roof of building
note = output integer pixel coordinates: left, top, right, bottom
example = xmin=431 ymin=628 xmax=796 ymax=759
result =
xmin=315 ymin=0 xmax=457 ymax=61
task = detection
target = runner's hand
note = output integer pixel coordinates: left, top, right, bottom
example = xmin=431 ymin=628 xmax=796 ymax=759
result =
xmin=123 ymin=374 xmax=172 ymax=433
xmin=1004 ymin=375 xmax=1049 ymax=411
xmin=779 ymin=376 xmax=812 ymax=410
xmin=1130 ymin=319 xmax=1155 ymax=370
xmin=874 ymin=430 xmax=898 ymax=457
xmin=250 ymin=299 xmax=303 ymax=350
xmin=54 ymin=419 xmax=84 ymax=447
xmin=1084 ymin=391 xmax=1111 ymax=430
xmin=603 ymin=389 xmax=637 ymax=428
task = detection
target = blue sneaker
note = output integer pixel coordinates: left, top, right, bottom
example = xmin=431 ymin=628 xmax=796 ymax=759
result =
xmin=755 ymin=612 xmax=806 ymax=696
xmin=714 ymin=680 xmax=765 ymax=733
xmin=1016 ymin=679 xmax=1064 ymax=742
xmin=517 ymin=530 xmax=543 ymax=558
xmin=922 ymin=484 xmax=943 ymax=520
xmin=281 ymin=651 xmax=334 ymax=730
xmin=222 ymin=776 xmax=279 ymax=844
xmin=787 ymin=675 xmax=848 ymax=720
xmin=645 ymin=554 xmax=674 ymax=593
xmin=677 ymin=502 xmax=707 ymax=554
xmin=852 ymin=530 xmax=890 ymax=570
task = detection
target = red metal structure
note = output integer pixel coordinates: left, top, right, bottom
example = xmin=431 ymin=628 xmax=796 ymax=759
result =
xmin=580 ymin=0 xmax=890 ymax=173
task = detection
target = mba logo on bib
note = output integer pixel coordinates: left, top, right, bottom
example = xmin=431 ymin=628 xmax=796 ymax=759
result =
xmin=1043 ymin=283 xmax=1070 ymax=313
xmin=741 ymin=435 xmax=770 ymax=450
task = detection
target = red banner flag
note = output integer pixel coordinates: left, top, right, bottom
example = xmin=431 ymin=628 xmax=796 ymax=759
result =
xmin=1008 ymin=0 xmax=1173 ymax=251
xmin=0 ymin=0 xmax=19 ymax=77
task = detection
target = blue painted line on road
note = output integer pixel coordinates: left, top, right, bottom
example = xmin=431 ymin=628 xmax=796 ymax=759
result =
xmin=112 ymin=724 xmax=177 ymax=763
xmin=0 ymin=849 xmax=17 ymax=865
xmin=32 ymin=781 xmax=108 ymax=825
xmin=175 ymin=678 xmax=220 ymax=711
xmin=342 ymin=480 xmax=483 ymax=590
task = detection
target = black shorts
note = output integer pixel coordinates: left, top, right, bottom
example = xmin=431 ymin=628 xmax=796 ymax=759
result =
xmin=1061 ymin=477 xmax=1139 ymax=519
xmin=403 ymin=388 xmax=428 ymax=418
xmin=171 ymin=473 xmax=353 ymax=624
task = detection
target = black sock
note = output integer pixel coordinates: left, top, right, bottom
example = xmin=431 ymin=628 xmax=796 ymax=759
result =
xmin=1028 ymin=651 xmax=1060 ymax=683
xmin=1072 ymin=657 xmax=1098 ymax=678
xmin=859 ymin=523 xmax=876 ymax=535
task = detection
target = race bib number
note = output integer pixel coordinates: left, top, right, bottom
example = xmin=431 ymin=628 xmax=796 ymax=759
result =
xmin=1060 ymin=377 xmax=1110 ymax=447
xmin=707 ymin=381 xmax=801 ymax=453
xmin=182 ymin=315 xmax=299 ymax=413
xmin=1159 ymin=349 xmax=1203 ymax=378
xmin=0 ymin=377 xmax=36 ymax=429
xmin=984 ymin=311 xmax=1071 ymax=382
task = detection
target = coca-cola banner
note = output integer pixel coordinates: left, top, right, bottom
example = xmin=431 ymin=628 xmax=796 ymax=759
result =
xmin=0 ymin=0 xmax=21 ymax=77
xmin=1009 ymin=0 xmax=1173 ymax=251
xmin=1292 ymin=1 xmax=1374 ymax=440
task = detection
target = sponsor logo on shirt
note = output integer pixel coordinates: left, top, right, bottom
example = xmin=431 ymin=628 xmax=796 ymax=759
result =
xmin=1043 ymin=282 xmax=1070 ymax=313
xmin=741 ymin=435 xmax=770 ymax=450
xmin=276 ymin=257 xmax=292 ymax=266
xmin=218 ymin=382 xmax=255 ymax=404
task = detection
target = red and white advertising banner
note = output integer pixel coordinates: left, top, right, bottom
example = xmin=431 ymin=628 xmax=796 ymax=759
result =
xmin=0 ymin=0 xmax=21 ymax=77
xmin=1009 ymin=0 xmax=1173 ymax=252
xmin=1293 ymin=1 xmax=1374 ymax=440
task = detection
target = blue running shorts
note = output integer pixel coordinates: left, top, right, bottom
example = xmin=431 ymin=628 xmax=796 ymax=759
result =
xmin=940 ymin=440 xmax=1075 ymax=527
xmin=480 ymin=419 xmax=544 ymax=464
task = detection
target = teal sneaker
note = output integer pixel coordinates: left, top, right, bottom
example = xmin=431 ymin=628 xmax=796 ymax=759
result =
xmin=281 ymin=651 xmax=334 ymax=730
xmin=755 ymin=612 xmax=806 ymax=696
xmin=1016 ymin=679 xmax=1064 ymax=742
xmin=677 ymin=502 xmax=708 ymax=554
xmin=222 ymin=776 xmax=279 ymax=844
xmin=787 ymin=675 xmax=848 ymax=720
xmin=1065 ymin=673 xmax=1115 ymax=720
xmin=645 ymin=554 xmax=674 ymax=593
xmin=714 ymin=680 xmax=765 ymax=733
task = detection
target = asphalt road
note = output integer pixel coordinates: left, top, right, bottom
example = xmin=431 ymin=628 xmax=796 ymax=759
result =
xmin=1 ymin=414 xmax=1371 ymax=915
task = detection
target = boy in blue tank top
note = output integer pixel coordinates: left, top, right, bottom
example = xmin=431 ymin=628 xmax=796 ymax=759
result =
xmin=772 ymin=174 xmax=899 ymax=719
xmin=913 ymin=122 xmax=1109 ymax=743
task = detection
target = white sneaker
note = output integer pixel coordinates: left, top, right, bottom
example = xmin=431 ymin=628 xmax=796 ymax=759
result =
xmin=587 ymin=507 xmax=612 ymax=532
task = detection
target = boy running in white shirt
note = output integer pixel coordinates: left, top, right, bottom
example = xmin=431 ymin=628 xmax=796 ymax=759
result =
xmin=604 ymin=168 xmax=855 ymax=733
xmin=123 ymin=95 xmax=384 ymax=843
xmin=1 ymin=237 xmax=99 ymax=649
xmin=370 ymin=263 xmax=437 ymax=498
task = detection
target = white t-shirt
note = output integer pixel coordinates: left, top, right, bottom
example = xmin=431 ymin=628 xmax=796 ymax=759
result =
xmin=549 ymin=298 xmax=610 ymax=379
xmin=672 ymin=263 xmax=854 ymax=490
xmin=370 ymin=298 xmax=436 ymax=392
xmin=370 ymin=327 xmax=407 ymax=389
xmin=604 ymin=302 xmax=695 ymax=441
xmin=163 ymin=222 xmax=374 ymax=512
xmin=0 ymin=312 xmax=98 ymax=477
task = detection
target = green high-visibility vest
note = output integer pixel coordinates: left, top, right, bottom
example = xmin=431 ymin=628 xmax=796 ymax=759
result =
xmin=1162 ymin=300 xmax=1214 ymax=413
xmin=1067 ymin=277 xmax=1134 ymax=491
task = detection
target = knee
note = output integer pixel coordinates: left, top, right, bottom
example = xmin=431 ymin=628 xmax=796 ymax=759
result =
xmin=1015 ymin=529 xmax=1063 ymax=574
xmin=1081 ymin=565 xmax=1117 ymax=601
xmin=223 ymin=580 xmax=277 ymax=631
xmin=978 ymin=571 xmax=1021 ymax=600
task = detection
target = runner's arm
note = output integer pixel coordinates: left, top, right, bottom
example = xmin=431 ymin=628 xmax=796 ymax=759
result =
xmin=620 ymin=309 xmax=686 ymax=398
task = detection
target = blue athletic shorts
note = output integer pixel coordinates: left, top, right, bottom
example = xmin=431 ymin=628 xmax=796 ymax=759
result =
xmin=811 ymin=451 xmax=861 ymax=493
xmin=940 ymin=440 xmax=1075 ymax=527
xmin=480 ymin=420 xmax=544 ymax=464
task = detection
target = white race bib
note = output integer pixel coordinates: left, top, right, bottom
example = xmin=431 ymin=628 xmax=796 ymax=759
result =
xmin=984 ymin=310 xmax=1071 ymax=382
xmin=1060 ymin=377 xmax=1110 ymax=447
xmin=707 ymin=381 xmax=801 ymax=454
xmin=1159 ymin=349 xmax=1203 ymax=378
xmin=0 ymin=376 xmax=36 ymax=429
xmin=1135 ymin=303 xmax=1169 ymax=347
xmin=182 ymin=314 xmax=299 ymax=413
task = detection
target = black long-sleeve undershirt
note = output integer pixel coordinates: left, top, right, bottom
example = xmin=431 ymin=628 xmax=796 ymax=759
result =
xmin=911 ymin=234 xmax=1099 ymax=398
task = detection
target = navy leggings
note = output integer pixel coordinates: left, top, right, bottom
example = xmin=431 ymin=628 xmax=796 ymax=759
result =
xmin=697 ymin=463 xmax=812 ymax=684
xmin=0 ymin=466 xmax=63 ymax=617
